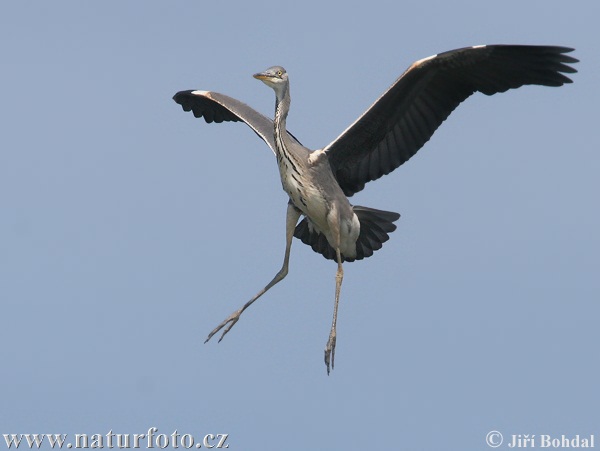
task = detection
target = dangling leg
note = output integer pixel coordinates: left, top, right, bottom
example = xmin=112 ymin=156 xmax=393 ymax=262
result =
xmin=324 ymin=248 xmax=343 ymax=375
xmin=205 ymin=202 xmax=301 ymax=343
xmin=324 ymin=209 xmax=344 ymax=375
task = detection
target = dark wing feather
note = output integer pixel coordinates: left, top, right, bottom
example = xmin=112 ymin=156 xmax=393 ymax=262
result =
xmin=173 ymin=90 xmax=301 ymax=154
xmin=324 ymin=45 xmax=578 ymax=196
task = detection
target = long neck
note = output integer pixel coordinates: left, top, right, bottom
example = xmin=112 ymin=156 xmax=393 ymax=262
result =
xmin=274 ymin=85 xmax=290 ymax=145
xmin=273 ymin=84 xmax=299 ymax=167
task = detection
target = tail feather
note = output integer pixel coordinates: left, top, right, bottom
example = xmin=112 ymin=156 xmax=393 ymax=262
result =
xmin=294 ymin=206 xmax=400 ymax=262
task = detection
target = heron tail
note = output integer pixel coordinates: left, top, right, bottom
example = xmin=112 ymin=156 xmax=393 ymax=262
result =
xmin=350 ymin=206 xmax=400 ymax=261
xmin=294 ymin=206 xmax=400 ymax=262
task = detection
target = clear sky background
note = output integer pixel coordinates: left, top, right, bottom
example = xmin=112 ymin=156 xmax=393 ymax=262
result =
xmin=1 ymin=1 xmax=598 ymax=450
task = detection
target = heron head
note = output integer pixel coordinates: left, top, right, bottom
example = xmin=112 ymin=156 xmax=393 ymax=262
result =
xmin=253 ymin=66 xmax=288 ymax=92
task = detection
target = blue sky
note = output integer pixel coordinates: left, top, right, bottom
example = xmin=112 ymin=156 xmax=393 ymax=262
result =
xmin=1 ymin=1 xmax=598 ymax=450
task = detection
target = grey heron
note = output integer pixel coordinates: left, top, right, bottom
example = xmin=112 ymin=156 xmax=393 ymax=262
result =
xmin=173 ymin=45 xmax=577 ymax=374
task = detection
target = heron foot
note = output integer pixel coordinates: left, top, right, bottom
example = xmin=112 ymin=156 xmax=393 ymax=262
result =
xmin=204 ymin=309 xmax=242 ymax=344
xmin=324 ymin=329 xmax=336 ymax=375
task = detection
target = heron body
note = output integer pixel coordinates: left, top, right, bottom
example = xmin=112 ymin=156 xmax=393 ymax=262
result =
xmin=265 ymin=67 xmax=362 ymax=260
xmin=280 ymin=147 xmax=360 ymax=260
xmin=173 ymin=45 xmax=577 ymax=374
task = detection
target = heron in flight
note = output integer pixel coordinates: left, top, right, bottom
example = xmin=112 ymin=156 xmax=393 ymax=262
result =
xmin=173 ymin=45 xmax=577 ymax=374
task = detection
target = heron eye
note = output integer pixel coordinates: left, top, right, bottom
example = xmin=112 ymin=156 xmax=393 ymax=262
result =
xmin=277 ymin=70 xmax=283 ymax=77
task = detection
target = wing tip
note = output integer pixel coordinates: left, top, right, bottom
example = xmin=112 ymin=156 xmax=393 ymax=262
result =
xmin=173 ymin=90 xmax=211 ymax=103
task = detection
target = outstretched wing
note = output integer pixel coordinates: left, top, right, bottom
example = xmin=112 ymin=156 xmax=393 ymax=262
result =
xmin=173 ymin=90 xmax=301 ymax=154
xmin=324 ymin=45 xmax=578 ymax=196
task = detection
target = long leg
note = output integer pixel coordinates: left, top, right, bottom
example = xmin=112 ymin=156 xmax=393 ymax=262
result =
xmin=324 ymin=210 xmax=344 ymax=375
xmin=205 ymin=202 xmax=301 ymax=344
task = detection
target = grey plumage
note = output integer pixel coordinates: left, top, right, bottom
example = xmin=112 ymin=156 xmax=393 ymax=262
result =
xmin=173 ymin=45 xmax=577 ymax=374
